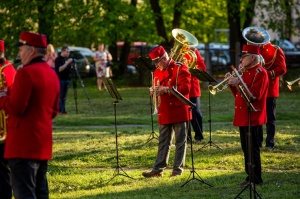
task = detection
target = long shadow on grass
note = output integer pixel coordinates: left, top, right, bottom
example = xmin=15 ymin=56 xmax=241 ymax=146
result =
xmin=51 ymin=170 xmax=300 ymax=199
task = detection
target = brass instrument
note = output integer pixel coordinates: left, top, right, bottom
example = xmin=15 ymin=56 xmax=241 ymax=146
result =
xmin=208 ymin=66 xmax=244 ymax=95
xmin=170 ymin=29 xmax=198 ymax=69
xmin=208 ymin=73 xmax=238 ymax=95
xmin=231 ymin=65 xmax=256 ymax=102
xmin=151 ymin=72 xmax=160 ymax=115
xmin=286 ymin=77 xmax=300 ymax=91
xmin=242 ymin=27 xmax=270 ymax=66
xmin=0 ymin=63 xmax=9 ymax=143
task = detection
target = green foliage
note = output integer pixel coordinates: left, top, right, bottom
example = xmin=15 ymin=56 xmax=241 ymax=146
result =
xmin=48 ymin=82 xmax=299 ymax=198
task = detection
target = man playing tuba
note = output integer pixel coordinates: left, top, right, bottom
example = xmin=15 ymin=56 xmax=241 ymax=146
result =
xmin=243 ymin=27 xmax=287 ymax=150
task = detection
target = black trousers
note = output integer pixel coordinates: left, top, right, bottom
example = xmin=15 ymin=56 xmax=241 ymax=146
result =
xmin=239 ymin=126 xmax=263 ymax=184
xmin=0 ymin=144 xmax=12 ymax=199
xmin=188 ymin=97 xmax=204 ymax=141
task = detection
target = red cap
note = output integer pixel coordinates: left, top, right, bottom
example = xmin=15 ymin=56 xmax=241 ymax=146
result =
xmin=15 ymin=31 xmax=47 ymax=48
xmin=148 ymin=46 xmax=166 ymax=65
xmin=0 ymin=40 xmax=4 ymax=52
xmin=241 ymin=44 xmax=260 ymax=55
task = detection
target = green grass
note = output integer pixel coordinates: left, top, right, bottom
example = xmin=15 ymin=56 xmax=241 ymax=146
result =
xmin=48 ymin=76 xmax=300 ymax=199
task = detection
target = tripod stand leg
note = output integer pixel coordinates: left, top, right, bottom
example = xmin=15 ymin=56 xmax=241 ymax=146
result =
xmin=74 ymin=66 xmax=95 ymax=114
xmin=144 ymin=132 xmax=159 ymax=145
xmin=234 ymin=183 xmax=262 ymax=199
xmin=144 ymin=94 xmax=159 ymax=145
xmin=182 ymin=109 xmax=212 ymax=188
xmin=181 ymin=170 xmax=213 ymax=187
xmin=107 ymin=165 xmax=134 ymax=184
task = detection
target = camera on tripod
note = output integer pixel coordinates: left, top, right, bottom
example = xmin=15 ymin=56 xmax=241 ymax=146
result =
xmin=70 ymin=58 xmax=76 ymax=69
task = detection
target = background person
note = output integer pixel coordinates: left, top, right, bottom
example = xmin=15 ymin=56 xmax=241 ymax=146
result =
xmin=228 ymin=44 xmax=268 ymax=186
xmin=0 ymin=31 xmax=60 ymax=199
xmin=0 ymin=40 xmax=16 ymax=199
xmin=93 ymin=43 xmax=112 ymax=91
xmin=142 ymin=45 xmax=191 ymax=178
xmin=45 ymin=43 xmax=57 ymax=70
xmin=184 ymin=47 xmax=207 ymax=143
xmin=55 ymin=45 xmax=73 ymax=114
xmin=244 ymin=27 xmax=287 ymax=150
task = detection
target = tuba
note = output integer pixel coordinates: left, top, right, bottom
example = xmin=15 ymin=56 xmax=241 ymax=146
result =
xmin=286 ymin=77 xmax=300 ymax=91
xmin=0 ymin=63 xmax=9 ymax=143
xmin=242 ymin=27 xmax=270 ymax=66
xmin=170 ymin=29 xmax=198 ymax=69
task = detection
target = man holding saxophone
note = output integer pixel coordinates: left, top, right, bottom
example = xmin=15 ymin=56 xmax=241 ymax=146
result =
xmin=142 ymin=45 xmax=191 ymax=178
xmin=0 ymin=40 xmax=16 ymax=199
xmin=227 ymin=44 xmax=268 ymax=186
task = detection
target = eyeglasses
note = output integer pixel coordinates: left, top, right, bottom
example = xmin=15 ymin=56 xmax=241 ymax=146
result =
xmin=155 ymin=56 xmax=164 ymax=67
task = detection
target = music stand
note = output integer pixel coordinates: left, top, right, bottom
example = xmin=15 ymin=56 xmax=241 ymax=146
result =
xmin=131 ymin=57 xmax=159 ymax=144
xmin=170 ymin=87 xmax=212 ymax=188
xmin=102 ymin=78 xmax=133 ymax=183
xmin=189 ymin=69 xmax=221 ymax=151
xmin=234 ymin=86 xmax=262 ymax=199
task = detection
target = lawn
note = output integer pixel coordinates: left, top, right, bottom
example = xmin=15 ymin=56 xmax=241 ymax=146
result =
xmin=49 ymin=76 xmax=299 ymax=199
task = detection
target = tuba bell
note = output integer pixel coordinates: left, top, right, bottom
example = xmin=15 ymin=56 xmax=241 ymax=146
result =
xmin=170 ymin=29 xmax=198 ymax=69
xmin=242 ymin=27 xmax=270 ymax=66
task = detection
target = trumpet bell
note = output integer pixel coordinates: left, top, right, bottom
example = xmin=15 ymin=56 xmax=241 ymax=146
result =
xmin=208 ymin=85 xmax=217 ymax=95
xmin=242 ymin=27 xmax=270 ymax=45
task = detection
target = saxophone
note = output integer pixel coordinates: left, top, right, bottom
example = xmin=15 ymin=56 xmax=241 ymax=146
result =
xmin=0 ymin=63 xmax=10 ymax=144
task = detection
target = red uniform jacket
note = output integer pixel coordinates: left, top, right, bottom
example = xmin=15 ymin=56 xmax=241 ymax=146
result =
xmin=230 ymin=65 xmax=269 ymax=126
xmin=1 ymin=60 xmax=16 ymax=91
xmin=261 ymin=43 xmax=286 ymax=97
xmin=0 ymin=59 xmax=60 ymax=160
xmin=190 ymin=49 xmax=207 ymax=98
xmin=154 ymin=60 xmax=191 ymax=124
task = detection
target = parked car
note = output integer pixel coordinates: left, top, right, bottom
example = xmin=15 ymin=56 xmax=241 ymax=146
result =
xmin=57 ymin=46 xmax=96 ymax=77
xmin=196 ymin=43 xmax=230 ymax=70
xmin=273 ymin=40 xmax=300 ymax=68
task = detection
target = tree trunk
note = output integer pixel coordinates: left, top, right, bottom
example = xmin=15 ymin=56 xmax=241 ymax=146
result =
xmin=227 ymin=0 xmax=242 ymax=67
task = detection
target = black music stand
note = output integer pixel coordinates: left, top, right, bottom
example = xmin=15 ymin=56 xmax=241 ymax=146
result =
xmin=189 ymin=69 xmax=221 ymax=151
xmin=131 ymin=57 xmax=159 ymax=144
xmin=234 ymin=86 xmax=261 ymax=199
xmin=103 ymin=78 xmax=133 ymax=184
xmin=170 ymin=87 xmax=212 ymax=188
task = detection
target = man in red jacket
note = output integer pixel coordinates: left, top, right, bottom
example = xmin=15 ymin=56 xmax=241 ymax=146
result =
xmin=243 ymin=27 xmax=287 ymax=150
xmin=228 ymin=44 xmax=268 ymax=186
xmin=142 ymin=45 xmax=191 ymax=177
xmin=0 ymin=31 xmax=60 ymax=199
xmin=0 ymin=40 xmax=16 ymax=199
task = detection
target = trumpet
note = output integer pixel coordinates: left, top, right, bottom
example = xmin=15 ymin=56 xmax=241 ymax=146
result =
xmin=208 ymin=66 xmax=244 ymax=95
xmin=286 ymin=77 xmax=300 ymax=91
xmin=151 ymin=72 xmax=160 ymax=115
xmin=208 ymin=73 xmax=237 ymax=95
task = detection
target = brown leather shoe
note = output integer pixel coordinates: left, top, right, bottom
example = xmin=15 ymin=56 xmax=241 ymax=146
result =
xmin=142 ymin=171 xmax=162 ymax=178
xmin=170 ymin=173 xmax=182 ymax=177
